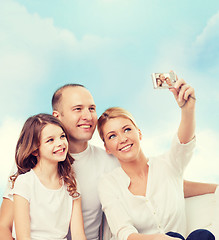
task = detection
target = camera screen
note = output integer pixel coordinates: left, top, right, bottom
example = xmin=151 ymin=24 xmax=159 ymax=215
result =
xmin=152 ymin=72 xmax=177 ymax=89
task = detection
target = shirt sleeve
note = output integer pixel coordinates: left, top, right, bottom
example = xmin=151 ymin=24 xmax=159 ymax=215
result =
xmin=167 ymin=134 xmax=196 ymax=175
xmin=3 ymin=163 xmax=18 ymax=201
xmin=13 ymin=174 xmax=31 ymax=202
xmin=98 ymin=175 xmax=138 ymax=240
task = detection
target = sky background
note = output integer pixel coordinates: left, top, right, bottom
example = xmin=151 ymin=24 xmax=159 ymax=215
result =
xmin=1 ymin=0 xmax=219 ymax=203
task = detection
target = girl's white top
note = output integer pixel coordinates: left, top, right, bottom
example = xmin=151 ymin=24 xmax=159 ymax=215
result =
xmin=13 ymin=169 xmax=80 ymax=240
xmin=98 ymin=135 xmax=196 ymax=240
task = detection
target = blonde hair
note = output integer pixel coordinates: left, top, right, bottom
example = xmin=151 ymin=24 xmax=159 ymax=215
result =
xmin=97 ymin=107 xmax=138 ymax=141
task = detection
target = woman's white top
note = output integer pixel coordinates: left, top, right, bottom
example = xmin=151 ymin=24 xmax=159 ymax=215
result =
xmin=13 ymin=169 xmax=80 ymax=240
xmin=98 ymin=135 xmax=196 ymax=240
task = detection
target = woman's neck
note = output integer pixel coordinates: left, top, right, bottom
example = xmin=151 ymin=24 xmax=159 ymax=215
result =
xmin=120 ymin=150 xmax=148 ymax=178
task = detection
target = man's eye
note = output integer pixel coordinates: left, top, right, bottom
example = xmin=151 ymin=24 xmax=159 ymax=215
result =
xmin=74 ymin=108 xmax=81 ymax=111
xmin=89 ymin=107 xmax=96 ymax=112
xmin=124 ymin=128 xmax=131 ymax=133
xmin=109 ymin=134 xmax=116 ymax=140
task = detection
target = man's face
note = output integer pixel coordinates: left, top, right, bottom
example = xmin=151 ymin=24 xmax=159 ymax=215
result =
xmin=55 ymin=87 xmax=97 ymax=144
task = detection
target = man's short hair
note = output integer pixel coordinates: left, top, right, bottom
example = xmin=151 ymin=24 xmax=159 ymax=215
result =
xmin=52 ymin=84 xmax=85 ymax=111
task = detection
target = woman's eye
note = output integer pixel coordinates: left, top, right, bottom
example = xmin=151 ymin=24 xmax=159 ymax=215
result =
xmin=124 ymin=128 xmax=131 ymax=133
xmin=109 ymin=134 xmax=116 ymax=140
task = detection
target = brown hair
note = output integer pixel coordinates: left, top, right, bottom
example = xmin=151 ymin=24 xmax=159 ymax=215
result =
xmin=52 ymin=84 xmax=85 ymax=111
xmin=97 ymin=107 xmax=138 ymax=142
xmin=10 ymin=113 xmax=79 ymax=197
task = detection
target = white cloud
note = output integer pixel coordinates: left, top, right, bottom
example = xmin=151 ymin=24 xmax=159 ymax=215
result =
xmin=195 ymin=11 xmax=219 ymax=46
xmin=0 ymin=118 xmax=23 ymax=192
xmin=0 ymin=0 xmax=114 ymax=118
xmin=185 ymin=130 xmax=219 ymax=183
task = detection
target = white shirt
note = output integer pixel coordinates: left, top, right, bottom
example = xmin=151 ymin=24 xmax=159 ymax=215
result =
xmin=4 ymin=144 xmax=120 ymax=240
xmin=13 ymin=169 xmax=80 ymax=240
xmin=98 ymin=135 xmax=196 ymax=240
xmin=71 ymin=144 xmax=120 ymax=240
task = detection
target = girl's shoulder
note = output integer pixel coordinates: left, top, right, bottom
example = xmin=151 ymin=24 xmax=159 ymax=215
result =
xmin=15 ymin=170 xmax=34 ymax=185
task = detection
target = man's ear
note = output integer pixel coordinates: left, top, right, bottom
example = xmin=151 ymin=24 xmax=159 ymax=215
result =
xmin=104 ymin=143 xmax=112 ymax=155
xmin=53 ymin=111 xmax=60 ymax=119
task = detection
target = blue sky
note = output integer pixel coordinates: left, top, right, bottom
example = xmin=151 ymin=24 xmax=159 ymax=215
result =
xmin=1 ymin=0 xmax=219 ymax=202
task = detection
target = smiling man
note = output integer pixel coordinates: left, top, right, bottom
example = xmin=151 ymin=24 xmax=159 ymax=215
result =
xmin=52 ymin=84 xmax=120 ymax=240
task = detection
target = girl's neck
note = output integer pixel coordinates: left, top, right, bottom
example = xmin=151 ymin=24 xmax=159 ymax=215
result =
xmin=33 ymin=160 xmax=61 ymax=189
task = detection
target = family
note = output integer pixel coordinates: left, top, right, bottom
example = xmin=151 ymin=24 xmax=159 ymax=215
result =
xmin=0 ymin=77 xmax=218 ymax=240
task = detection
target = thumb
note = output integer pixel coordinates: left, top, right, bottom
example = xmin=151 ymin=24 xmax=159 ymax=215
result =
xmin=169 ymin=87 xmax=178 ymax=100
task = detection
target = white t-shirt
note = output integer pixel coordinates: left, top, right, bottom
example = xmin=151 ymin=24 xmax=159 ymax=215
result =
xmin=4 ymin=144 xmax=120 ymax=240
xmin=71 ymin=144 xmax=120 ymax=240
xmin=98 ymin=135 xmax=196 ymax=240
xmin=12 ymin=169 xmax=80 ymax=240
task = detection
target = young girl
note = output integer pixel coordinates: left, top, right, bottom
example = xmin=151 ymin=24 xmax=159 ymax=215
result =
xmin=97 ymin=78 xmax=215 ymax=240
xmin=10 ymin=113 xmax=86 ymax=240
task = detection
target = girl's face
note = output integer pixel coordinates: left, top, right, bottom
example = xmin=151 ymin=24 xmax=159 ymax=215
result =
xmin=37 ymin=124 xmax=68 ymax=164
xmin=103 ymin=117 xmax=142 ymax=163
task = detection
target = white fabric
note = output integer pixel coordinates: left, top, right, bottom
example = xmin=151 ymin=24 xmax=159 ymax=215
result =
xmin=103 ymin=192 xmax=219 ymax=240
xmin=71 ymin=144 xmax=120 ymax=240
xmin=4 ymin=144 xmax=119 ymax=240
xmin=98 ymin=135 xmax=196 ymax=240
xmin=3 ymin=163 xmax=17 ymax=201
xmin=12 ymin=169 xmax=79 ymax=240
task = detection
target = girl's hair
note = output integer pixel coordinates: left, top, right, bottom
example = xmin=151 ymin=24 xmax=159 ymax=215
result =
xmin=10 ymin=113 xmax=79 ymax=198
xmin=97 ymin=107 xmax=138 ymax=142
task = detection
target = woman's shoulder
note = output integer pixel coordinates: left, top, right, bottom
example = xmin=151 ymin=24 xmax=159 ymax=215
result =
xmin=98 ymin=167 xmax=129 ymax=193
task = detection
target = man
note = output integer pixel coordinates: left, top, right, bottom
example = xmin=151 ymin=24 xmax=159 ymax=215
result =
xmin=0 ymin=83 xmax=217 ymax=240
xmin=52 ymin=84 xmax=119 ymax=240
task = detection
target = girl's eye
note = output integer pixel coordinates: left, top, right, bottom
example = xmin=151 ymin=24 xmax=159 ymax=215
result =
xmin=124 ymin=128 xmax=131 ymax=133
xmin=61 ymin=134 xmax=66 ymax=139
xmin=47 ymin=138 xmax=54 ymax=143
xmin=109 ymin=134 xmax=116 ymax=140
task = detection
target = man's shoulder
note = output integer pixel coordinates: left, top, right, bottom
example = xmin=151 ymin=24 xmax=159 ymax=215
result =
xmin=89 ymin=144 xmax=120 ymax=171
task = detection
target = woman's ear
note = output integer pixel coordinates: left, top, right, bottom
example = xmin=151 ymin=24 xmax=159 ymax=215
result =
xmin=138 ymin=129 xmax=143 ymax=140
xmin=104 ymin=143 xmax=112 ymax=154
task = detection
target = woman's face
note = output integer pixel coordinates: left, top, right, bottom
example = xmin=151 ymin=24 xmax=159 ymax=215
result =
xmin=102 ymin=117 xmax=142 ymax=163
xmin=159 ymin=74 xmax=165 ymax=82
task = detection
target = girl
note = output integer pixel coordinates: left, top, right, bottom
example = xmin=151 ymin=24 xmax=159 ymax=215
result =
xmin=10 ymin=113 xmax=86 ymax=240
xmin=97 ymin=78 xmax=215 ymax=240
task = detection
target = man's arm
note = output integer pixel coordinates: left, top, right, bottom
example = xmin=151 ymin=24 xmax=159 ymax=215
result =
xmin=183 ymin=180 xmax=218 ymax=198
xmin=0 ymin=198 xmax=14 ymax=240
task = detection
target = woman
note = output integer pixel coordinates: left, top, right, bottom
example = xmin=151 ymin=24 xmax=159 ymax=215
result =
xmin=97 ymin=78 xmax=214 ymax=240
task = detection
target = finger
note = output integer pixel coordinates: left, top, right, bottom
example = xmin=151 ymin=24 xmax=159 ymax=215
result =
xmin=169 ymin=70 xmax=178 ymax=81
xmin=174 ymin=78 xmax=186 ymax=91
xmin=178 ymin=84 xmax=190 ymax=102
xmin=184 ymin=87 xmax=195 ymax=101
